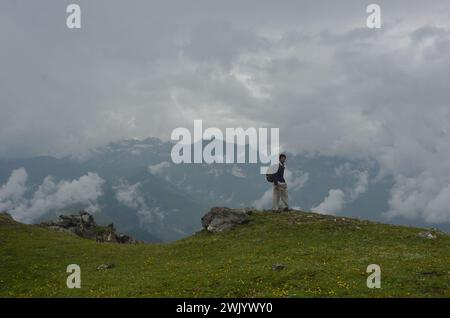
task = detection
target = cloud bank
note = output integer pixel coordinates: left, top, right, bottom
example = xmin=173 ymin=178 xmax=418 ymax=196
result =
xmin=0 ymin=168 xmax=104 ymax=223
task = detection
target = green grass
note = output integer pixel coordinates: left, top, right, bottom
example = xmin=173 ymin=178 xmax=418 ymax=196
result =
xmin=0 ymin=211 xmax=449 ymax=297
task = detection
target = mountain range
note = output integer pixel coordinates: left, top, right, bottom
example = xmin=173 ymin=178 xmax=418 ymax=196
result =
xmin=0 ymin=137 xmax=447 ymax=242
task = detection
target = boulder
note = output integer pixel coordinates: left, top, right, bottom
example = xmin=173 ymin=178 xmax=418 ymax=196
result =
xmin=117 ymin=233 xmax=138 ymax=244
xmin=201 ymin=207 xmax=252 ymax=233
xmin=80 ymin=212 xmax=94 ymax=224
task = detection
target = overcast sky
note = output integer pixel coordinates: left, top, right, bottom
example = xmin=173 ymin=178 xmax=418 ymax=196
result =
xmin=1 ymin=1 xmax=450 ymax=223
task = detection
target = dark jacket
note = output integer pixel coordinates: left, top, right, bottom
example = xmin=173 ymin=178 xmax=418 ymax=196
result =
xmin=273 ymin=163 xmax=286 ymax=185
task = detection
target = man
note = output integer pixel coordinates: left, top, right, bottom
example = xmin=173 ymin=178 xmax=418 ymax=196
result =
xmin=272 ymin=153 xmax=289 ymax=212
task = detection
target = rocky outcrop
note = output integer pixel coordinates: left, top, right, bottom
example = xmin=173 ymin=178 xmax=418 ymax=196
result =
xmin=0 ymin=211 xmax=17 ymax=228
xmin=39 ymin=210 xmax=141 ymax=244
xmin=201 ymin=207 xmax=253 ymax=233
xmin=0 ymin=211 xmax=13 ymax=221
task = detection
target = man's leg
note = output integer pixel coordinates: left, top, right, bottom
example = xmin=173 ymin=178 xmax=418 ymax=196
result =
xmin=280 ymin=184 xmax=289 ymax=210
xmin=272 ymin=185 xmax=280 ymax=211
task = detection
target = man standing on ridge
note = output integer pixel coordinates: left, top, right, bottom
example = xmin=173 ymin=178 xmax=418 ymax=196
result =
xmin=270 ymin=153 xmax=289 ymax=212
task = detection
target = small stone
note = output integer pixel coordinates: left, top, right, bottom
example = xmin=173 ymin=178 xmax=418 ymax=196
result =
xmin=416 ymin=231 xmax=437 ymax=239
xmin=97 ymin=263 xmax=115 ymax=270
xmin=272 ymin=263 xmax=285 ymax=271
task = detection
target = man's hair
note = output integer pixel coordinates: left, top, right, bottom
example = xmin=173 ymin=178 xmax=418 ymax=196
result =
xmin=279 ymin=153 xmax=287 ymax=160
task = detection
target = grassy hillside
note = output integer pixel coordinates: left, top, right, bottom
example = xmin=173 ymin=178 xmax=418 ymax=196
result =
xmin=0 ymin=211 xmax=449 ymax=297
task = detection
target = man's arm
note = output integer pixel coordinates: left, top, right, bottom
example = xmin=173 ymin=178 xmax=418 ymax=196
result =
xmin=273 ymin=165 xmax=279 ymax=185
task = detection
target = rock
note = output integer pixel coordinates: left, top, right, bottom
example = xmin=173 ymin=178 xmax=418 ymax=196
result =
xmin=0 ymin=211 xmax=16 ymax=227
xmin=80 ymin=212 xmax=93 ymax=224
xmin=239 ymin=207 xmax=254 ymax=215
xmin=0 ymin=211 xmax=13 ymax=220
xmin=46 ymin=225 xmax=78 ymax=236
xmin=416 ymin=231 xmax=437 ymax=239
xmin=272 ymin=263 xmax=285 ymax=271
xmin=201 ymin=207 xmax=252 ymax=233
xmin=97 ymin=263 xmax=115 ymax=270
xmin=117 ymin=233 xmax=138 ymax=244
xmin=39 ymin=210 xmax=141 ymax=244
xmin=96 ymin=231 xmax=118 ymax=243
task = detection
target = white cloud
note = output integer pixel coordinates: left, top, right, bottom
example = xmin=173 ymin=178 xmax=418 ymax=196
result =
xmin=350 ymin=171 xmax=369 ymax=201
xmin=114 ymin=181 xmax=142 ymax=210
xmin=311 ymin=168 xmax=369 ymax=214
xmin=312 ymin=189 xmax=346 ymax=215
xmin=0 ymin=168 xmax=28 ymax=213
xmin=114 ymin=180 xmax=164 ymax=226
xmin=0 ymin=169 xmax=104 ymax=223
xmin=384 ymin=172 xmax=450 ymax=224
xmin=424 ymin=184 xmax=450 ymax=223
xmin=148 ymin=161 xmax=171 ymax=175
xmin=253 ymin=188 xmax=273 ymax=210
xmin=285 ymin=170 xmax=309 ymax=191
xmin=0 ymin=168 xmax=27 ymax=202
xmin=335 ymin=164 xmax=369 ymax=201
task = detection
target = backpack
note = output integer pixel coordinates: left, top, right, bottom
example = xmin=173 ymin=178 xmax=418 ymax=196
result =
xmin=266 ymin=173 xmax=275 ymax=183
xmin=265 ymin=164 xmax=279 ymax=183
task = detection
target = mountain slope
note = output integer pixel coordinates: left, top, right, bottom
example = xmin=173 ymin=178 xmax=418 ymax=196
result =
xmin=0 ymin=210 xmax=449 ymax=297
